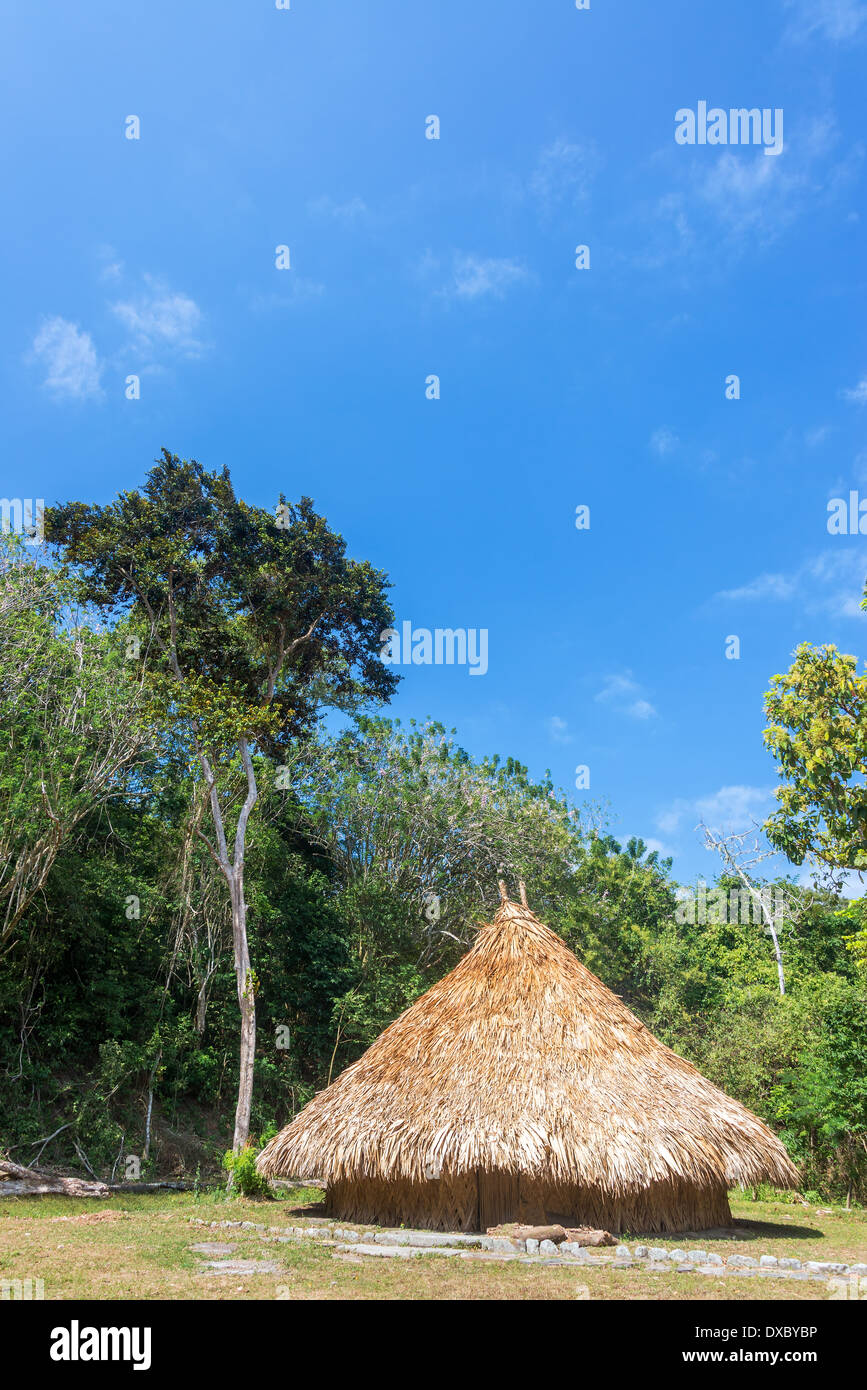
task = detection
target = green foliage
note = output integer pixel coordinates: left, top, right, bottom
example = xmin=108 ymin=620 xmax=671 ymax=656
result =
xmin=222 ymin=1144 xmax=273 ymax=1199
xmin=764 ymin=642 xmax=867 ymax=869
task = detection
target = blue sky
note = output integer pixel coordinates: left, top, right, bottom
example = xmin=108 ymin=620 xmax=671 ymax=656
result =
xmin=2 ymin=0 xmax=866 ymax=884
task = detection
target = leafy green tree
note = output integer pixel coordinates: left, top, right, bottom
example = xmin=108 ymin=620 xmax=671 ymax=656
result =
xmin=764 ymin=642 xmax=867 ymax=870
xmin=295 ymin=715 xmax=586 ymax=963
xmin=46 ymin=450 xmax=397 ymax=1149
xmin=0 ymin=537 xmax=146 ymax=954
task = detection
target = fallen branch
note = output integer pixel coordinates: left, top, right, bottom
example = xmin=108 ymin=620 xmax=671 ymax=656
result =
xmin=0 ymin=1159 xmax=110 ymax=1199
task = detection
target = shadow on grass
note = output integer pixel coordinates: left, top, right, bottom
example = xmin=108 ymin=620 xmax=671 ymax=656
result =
xmin=731 ymin=1218 xmax=823 ymax=1241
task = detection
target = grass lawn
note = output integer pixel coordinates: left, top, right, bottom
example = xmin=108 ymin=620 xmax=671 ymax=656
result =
xmin=1 ymin=1187 xmax=864 ymax=1301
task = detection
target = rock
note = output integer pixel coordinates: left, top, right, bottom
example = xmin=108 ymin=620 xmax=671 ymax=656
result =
xmin=490 ymin=1224 xmax=567 ymax=1244
xmin=559 ymin=1241 xmax=590 ymax=1258
xmin=805 ymin=1260 xmax=847 ymax=1274
xmin=779 ymin=1258 xmax=801 ymax=1270
xmin=686 ymin=1251 xmax=708 ymax=1263
xmin=198 ymin=1260 xmax=282 ymax=1276
xmin=649 ymin=1247 xmax=668 ymax=1262
xmin=849 ymin=1263 xmax=867 ymax=1276
xmin=669 ymin=1249 xmax=687 ymax=1262
xmin=374 ymin=1230 xmax=484 ymax=1248
xmin=482 ymin=1237 xmax=524 ymax=1253
xmin=727 ymin=1254 xmax=758 ymax=1268
xmin=635 ymin=1245 xmax=649 ymax=1259
xmin=704 ymin=1253 xmax=724 ymax=1266
xmin=539 ymin=1239 xmax=559 ymax=1256
xmin=336 ymin=1242 xmax=464 ymax=1259
xmin=759 ymin=1255 xmax=778 ymax=1268
xmin=189 ymin=1242 xmax=236 ymax=1256
xmin=526 ymin=1239 xmax=539 ymax=1255
xmin=615 ymin=1244 xmax=631 ymax=1258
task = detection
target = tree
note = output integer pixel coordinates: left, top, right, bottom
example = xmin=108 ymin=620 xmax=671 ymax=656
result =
xmin=763 ymin=642 xmax=867 ymax=871
xmin=294 ymin=715 xmax=586 ymax=962
xmin=46 ymin=450 xmax=397 ymax=1149
xmin=698 ymin=823 xmax=806 ymax=996
xmin=0 ymin=537 xmax=147 ymax=955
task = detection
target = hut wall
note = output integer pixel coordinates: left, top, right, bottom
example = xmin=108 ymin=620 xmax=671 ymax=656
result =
xmin=325 ymin=1174 xmax=477 ymax=1231
xmin=325 ymin=1173 xmax=732 ymax=1234
xmin=514 ymin=1176 xmax=732 ymax=1234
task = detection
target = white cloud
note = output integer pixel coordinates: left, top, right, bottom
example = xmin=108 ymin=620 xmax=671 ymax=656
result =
xmin=30 ymin=317 xmax=103 ymax=401
xmin=644 ymin=837 xmax=672 ymax=858
xmin=716 ymin=572 xmax=798 ymax=602
xmin=112 ymin=277 xmax=204 ymax=356
xmin=805 ymin=425 xmax=831 ymax=446
xmin=714 ymin=549 xmax=867 ymax=618
xmin=595 ymin=673 xmax=640 ymax=703
xmin=627 ymin=699 xmax=658 ymax=720
xmin=449 ymin=254 xmax=529 ymax=300
xmin=783 ymin=0 xmax=867 ymax=42
xmin=249 ymin=277 xmax=326 ymax=313
xmin=650 ymin=427 xmax=680 ymax=457
xmin=528 ymin=139 xmax=599 ymax=213
xmin=842 ymin=375 xmax=867 ymax=404
xmin=657 ymin=785 xmax=775 ymax=837
xmin=547 ymin=715 xmax=573 ymax=744
xmin=307 ymin=195 xmax=368 ymax=220
xmin=641 ymin=114 xmax=861 ymax=265
xmin=595 ymin=672 xmax=658 ymax=720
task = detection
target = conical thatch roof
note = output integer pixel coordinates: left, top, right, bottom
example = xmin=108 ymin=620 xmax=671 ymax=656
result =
xmin=258 ymin=896 xmax=798 ymax=1199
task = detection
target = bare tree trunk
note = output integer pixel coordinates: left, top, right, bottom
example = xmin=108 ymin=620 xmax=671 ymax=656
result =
xmin=230 ymin=869 xmax=256 ymax=1153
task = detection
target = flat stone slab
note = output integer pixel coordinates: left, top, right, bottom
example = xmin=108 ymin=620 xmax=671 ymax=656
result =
xmin=189 ymin=1242 xmax=237 ymax=1256
xmin=336 ymin=1242 xmax=466 ymax=1259
xmin=373 ymin=1229 xmax=485 ymax=1248
xmin=198 ymin=1260 xmax=282 ymax=1276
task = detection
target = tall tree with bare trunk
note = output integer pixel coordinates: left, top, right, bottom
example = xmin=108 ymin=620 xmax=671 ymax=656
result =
xmin=47 ymin=450 xmax=397 ymax=1150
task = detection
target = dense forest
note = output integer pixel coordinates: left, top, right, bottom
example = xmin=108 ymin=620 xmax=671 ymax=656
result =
xmin=2 ymin=454 xmax=866 ymax=1203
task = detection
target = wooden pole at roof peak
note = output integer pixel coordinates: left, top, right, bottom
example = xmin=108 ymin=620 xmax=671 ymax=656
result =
xmin=518 ymin=880 xmax=528 ymax=907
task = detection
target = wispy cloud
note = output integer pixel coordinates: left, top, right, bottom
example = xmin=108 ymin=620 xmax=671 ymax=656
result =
xmin=650 ymin=427 xmax=680 ymax=457
xmin=547 ymin=715 xmax=573 ymax=744
xmin=657 ymin=785 xmax=774 ymax=837
xmin=30 ymin=317 xmax=103 ymax=401
xmin=783 ymin=0 xmax=867 ymax=42
xmin=422 ymin=250 xmax=529 ymax=302
xmin=528 ymin=138 xmax=599 ymax=214
xmin=595 ymin=672 xmax=658 ymax=720
xmin=307 ymin=195 xmax=368 ymax=221
xmin=112 ymin=276 xmax=204 ymax=357
xmin=450 ymin=254 xmax=529 ymax=300
xmin=640 ymin=114 xmax=861 ymax=265
xmin=249 ymin=277 xmax=326 ymax=313
xmin=842 ymin=375 xmax=867 ymax=404
xmin=714 ymin=549 xmax=867 ymax=618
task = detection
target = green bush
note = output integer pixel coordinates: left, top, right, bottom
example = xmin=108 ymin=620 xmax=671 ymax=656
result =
xmin=222 ymin=1144 xmax=273 ymax=1199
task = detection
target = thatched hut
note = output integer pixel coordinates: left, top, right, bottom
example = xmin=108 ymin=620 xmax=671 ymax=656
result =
xmin=258 ymin=888 xmax=798 ymax=1232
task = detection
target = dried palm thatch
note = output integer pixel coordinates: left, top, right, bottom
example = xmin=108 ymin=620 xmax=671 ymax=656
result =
xmin=258 ymin=891 xmax=799 ymax=1232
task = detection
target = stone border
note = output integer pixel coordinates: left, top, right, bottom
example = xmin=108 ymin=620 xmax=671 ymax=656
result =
xmin=187 ymin=1217 xmax=867 ymax=1284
